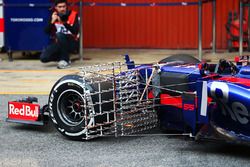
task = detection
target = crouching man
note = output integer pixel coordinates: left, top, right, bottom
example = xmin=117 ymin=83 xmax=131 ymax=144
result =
xmin=40 ymin=0 xmax=79 ymax=69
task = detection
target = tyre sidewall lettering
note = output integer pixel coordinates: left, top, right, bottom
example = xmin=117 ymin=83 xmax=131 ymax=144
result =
xmin=49 ymin=77 xmax=89 ymax=139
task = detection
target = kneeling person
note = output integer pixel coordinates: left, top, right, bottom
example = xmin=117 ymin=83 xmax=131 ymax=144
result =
xmin=40 ymin=0 xmax=79 ymax=69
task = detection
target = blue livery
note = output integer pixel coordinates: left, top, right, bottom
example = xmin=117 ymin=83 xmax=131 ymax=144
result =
xmin=137 ymin=55 xmax=250 ymax=143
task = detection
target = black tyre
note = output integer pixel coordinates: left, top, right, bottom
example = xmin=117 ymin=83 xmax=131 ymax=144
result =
xmin=159 ymin=54 xmax=200 ymax=64
xmin=48 ymin=75 xmax=113 ymax=140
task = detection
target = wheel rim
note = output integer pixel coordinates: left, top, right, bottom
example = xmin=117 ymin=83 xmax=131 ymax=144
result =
xmin=57 ymin=89 xmax=86 ymax=126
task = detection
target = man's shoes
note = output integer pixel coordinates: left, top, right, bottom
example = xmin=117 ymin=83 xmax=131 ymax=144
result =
xmin=57 ymin=60 xmax=71 ymax=69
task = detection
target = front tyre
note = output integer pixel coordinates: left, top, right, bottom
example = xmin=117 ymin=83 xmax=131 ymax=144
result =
xmin=49 ymin=75 xmax=91 ymax=140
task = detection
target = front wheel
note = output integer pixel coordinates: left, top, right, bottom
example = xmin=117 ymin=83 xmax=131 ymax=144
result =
xmin=49 ymin=75 xmax=114 ymax=140
xmin=49 ymin=75 xmax=93 ymax=140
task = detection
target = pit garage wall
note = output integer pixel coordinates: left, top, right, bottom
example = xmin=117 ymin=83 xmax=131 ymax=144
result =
xmin=72 ymin=0 xmax=239 ymax=49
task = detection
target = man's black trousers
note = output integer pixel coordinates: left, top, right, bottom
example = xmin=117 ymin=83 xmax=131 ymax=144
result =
xmin=40 ymin=33 xmax=79 ymax=63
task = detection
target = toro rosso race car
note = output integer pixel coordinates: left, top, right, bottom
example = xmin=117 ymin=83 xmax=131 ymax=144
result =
xmin=6 ymin=54 xmax=250 ymax=143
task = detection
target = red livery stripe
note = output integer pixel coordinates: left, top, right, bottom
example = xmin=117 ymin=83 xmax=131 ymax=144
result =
xmin=0 ymin=18 xmax=4 ymax=32
xmin=160 ymin=93 xmax=212 ymax=109
xmin=160 ymin=94 xmax=182 ymax=108
xmin=148 ymin=91 xmax=154 ymax=99
xmin=219 ymin=77 xmax=250 ymax=87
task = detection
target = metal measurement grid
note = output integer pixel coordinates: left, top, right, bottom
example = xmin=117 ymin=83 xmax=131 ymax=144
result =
xmin=79 ymin=62 xmax=158 ymax=140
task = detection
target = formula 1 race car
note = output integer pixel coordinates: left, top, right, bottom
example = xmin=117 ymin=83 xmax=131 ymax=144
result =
xmin=6 ymin=54 xmax=250 ymax=143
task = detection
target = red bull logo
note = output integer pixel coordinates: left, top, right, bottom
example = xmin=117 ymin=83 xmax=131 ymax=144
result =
xmin=8 ymin=102 xmax=40 ymax=121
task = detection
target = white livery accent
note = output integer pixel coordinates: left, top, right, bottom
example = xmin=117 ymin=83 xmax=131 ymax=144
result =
xmin=200 ymin=81 xmax=208 ymax=116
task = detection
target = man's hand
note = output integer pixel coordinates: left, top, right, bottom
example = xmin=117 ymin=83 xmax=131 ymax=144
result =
xmin=51 ymin=12 xmax=59 ymax=24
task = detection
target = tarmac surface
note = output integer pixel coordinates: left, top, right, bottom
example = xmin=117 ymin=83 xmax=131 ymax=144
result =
xmin=1 ymin=49 xmax=250 ymax=167
xmin=1 ymin=96 xmax=250 ymax=167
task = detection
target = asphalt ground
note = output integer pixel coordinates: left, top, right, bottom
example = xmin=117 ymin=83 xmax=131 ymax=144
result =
xmin=1 ymin=50 xmax=250 ymax=167
xmin=1 ymin=95 xmax=250 ymax=167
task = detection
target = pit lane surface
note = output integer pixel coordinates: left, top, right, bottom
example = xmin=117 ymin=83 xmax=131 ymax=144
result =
xmin=1 ymin=95 xmax=250 ymax=167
